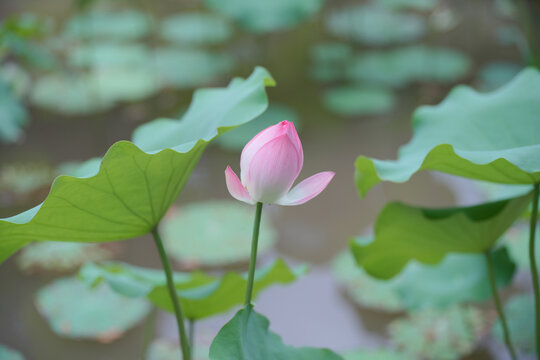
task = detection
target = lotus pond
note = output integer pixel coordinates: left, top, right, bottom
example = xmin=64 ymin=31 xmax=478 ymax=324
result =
xmin=0 ymin=0 xmax=539 ymax=359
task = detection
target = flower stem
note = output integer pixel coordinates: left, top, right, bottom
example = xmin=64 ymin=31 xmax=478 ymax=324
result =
xmin=245 ymin=202 xmax=263 ymax=306
xmin=485 ymin=251 xmax=518 ymax=360
xmin=530 ymin=183 xmax=540 ymax=359
xmin=151 ymin=228 xmax=191 ymax=360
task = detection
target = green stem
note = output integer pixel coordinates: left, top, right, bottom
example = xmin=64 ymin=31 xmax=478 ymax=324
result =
xmin=245 ymin=202 xmax=263 ymax=306
xmin=530 ymin=183 xmax=540 ymax=359
xmin=485 ymin=251 xmax=519 ymax=360
xmin=151 ymin=228 xmax=191 ymax=360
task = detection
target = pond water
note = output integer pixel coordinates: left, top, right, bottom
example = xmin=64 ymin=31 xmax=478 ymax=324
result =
xmin=0 ymin=0 xmax=535 ymax=359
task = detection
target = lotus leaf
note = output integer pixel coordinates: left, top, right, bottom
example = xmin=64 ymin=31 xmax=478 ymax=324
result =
xmin=326 ymin=6 xmax=425 ymax=45
xmin=477 ymin=62 xmax=522 ymax=91
xmin=347 ymin=45 xmax=471 ymax=89
xmin=161 ymin=201 xmax=276 ymax=266
xmin=0 ymin=162 xmax=54 ymax=194
xmin=492 ymin=293 xmax=535 ymax=354
xmin=36 ymin=276 xmax=151 ymax=341
xmin=64 ymin=10 xmax=151 ymax=40
xmin=0 ymin=67 xmax=274 ymax=264
xmin=209 ymin=306 xmax=343 ymax=359
xmin=355 ymin=68 xmax=540 ymax=197
xmin=500 ymin=221 xmax=540 ymax=270
xmin=323 ymin=86 xmax=396 ymax=116
xmin=389 ymin=306 xmax=485 ymax=360
xmin=204 ymin=0 xmax=324 ymax=34
xmin=350 ymin=194 xmax=531 ymax=279
xmin=147 ymin=340 xmax=209 ymax=360
xmin=78 ymin=258 xmax=307 ymax=320
xmin=68 ymin=42 xmax=151 ymax=68
xmin=343 ymin=349 xmax=413 ymax=360
xmin=377 ymin=0 xmax=439 ymax=11
xmin=0 ymin=345 xmax=24 ymax=360
xmin=160 ymin=13 xmax=233 ymax=45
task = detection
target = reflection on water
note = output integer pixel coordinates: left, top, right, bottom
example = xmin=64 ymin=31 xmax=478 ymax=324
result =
xmin=0 ymin=0 xmax=532 ymax=359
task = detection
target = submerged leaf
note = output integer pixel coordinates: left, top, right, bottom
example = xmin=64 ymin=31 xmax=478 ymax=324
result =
xmin=0 ymin=67 xmax=274 ymax=264
xmin=355 ymin=68 xmax=540 ymax=197
xmin=209 ymin=306 xmax=343 ymax=359
xmin=350 ymin=194 xmax=531 ymax=279
xmin=161 ymin=201 xmax=276 ymax=266
xmin=79 ymin=258 xmax=306 ymax=320
xmin=389 ymin=306 xmax=485 ymax=360
xmin=36 ymin=276 xmax=151 ymax=341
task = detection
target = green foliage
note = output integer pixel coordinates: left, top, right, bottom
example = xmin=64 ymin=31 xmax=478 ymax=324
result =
xmin=389 ymin=306 xmax=485 ymax=360
xmin=160 ymin=13 xmax=233 ymax=45
xmin=204 ymin=0 xmax=324 ymax=34
xmin=355 ymin=68 xmax=540 ymax=197
xmin=492 ymin=293 xmax=535 ymax=355
xmin=343 ymin=349 xmax=413 ymax=360
xmin=477 ymin=62 xmax=522 ymax=91
xmin=334 ymin=245 xmax=515 ymax=310
xmin=217 ymin=104 xmax=300 ymax=151
xmin=323 ymin=86 xmax=396 ymax=116
xmin=377 ymin=0 xmax=439 ymax=11
xmin=309 ymin=43 xmax=353 ymax=82
xmin=79 ymin=258 xmax=306 ymax=320
xmin=67 ymin=42 xmax=151 ymax=68
xmin=161 ymin=201 xmax=276 ymax=267
xmin=63 ymin=10 xmax=151 ymax=40
xmin=0 ymin=67 xmax=274 ymax=264
xmin=0 ymin=345 xmax=25 ymax=360
xmin=326 ymin=6 xmax=425 ymax=45
xmin=0 ymin=79 xmax=28 ymax=143
xmin=0 ymin=162 xmax=54 ymax=194
xmin=501 ymin=221 xmax=540 ymax=270
xmin=350 ymin=194 xmax=531 ymax=279
xmin=147 ymin=340 xmax=209 ymax=360
xmin=347 ymin=45 xmax=471 ymax=88
xmin=17 ymin=242 xmax=114 ymax=273
xmin=36 ymin=276 xmax=151 ymax=342
xmin=209 ymin=306 xmax=343 ymax=359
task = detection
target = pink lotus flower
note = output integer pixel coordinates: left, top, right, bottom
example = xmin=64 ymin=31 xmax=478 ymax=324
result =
xmin=225 ymin=120 xmax=335 ymax=205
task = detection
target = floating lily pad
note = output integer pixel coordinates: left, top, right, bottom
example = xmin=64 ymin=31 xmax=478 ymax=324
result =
xmin=326 ymin=6 xmax=425 ymax=45
xmin=204 ymin=0 xmax=324 ymax=34
xmin=347 ymin=45 xmax=471 ymax=88
xmin=389 ymin=306 xmax=485 ymax=360
xmin=68 ymin=42 xmax=151 ymax=68
xmin=30 ymin=73 xmax=114 ymax=115
xmin=161 ymin=201 xmax=276 ymax=267
xmin=0 ymin=162 xmax=54 ymax=194
xmin=36 ymin=276 xmax=151 ymax=342
xmin=87 ymin=67 xmax=159 ymax=103
xmin=377 ymin=0 xmax=439 ymax=11
xmin=216 ymin=104 xmax=300 ymax=150
xmin=492 ymin=293 xmax=535 ymax=355
xmin=160 ymin=13 xmax=233 ymax=45
xmin=147 ymin=340 xmax=209 ymax=360
xmin=0 ymin=345 xmax=25 ymax=360
xmin=310 ymin=43 xmax=354 ymax=82
xmin=323 ymin=86 xmax=396 ymax=116
xmin=154 ymin=48 xmax=234 ymax=89
xmin=332 ymin=250 xmax=405 ymax=312
xmin=64 ymin=10 xmax=151 ymax=40
xmin=0 ymin=78 xmax=28 ymax=142
xmin=355 ymin=67 xmax=540 ymax=197
xmin=17 ymin=242 xmax=114 ymax=273
xmin=343 ymin=349 xmax=413 ymax=360
xmin=477 ymin=62 xmax=523 ymax=91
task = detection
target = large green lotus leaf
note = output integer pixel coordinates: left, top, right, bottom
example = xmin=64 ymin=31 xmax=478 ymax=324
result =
xmin=63 ymin=10 xmax=151 ymax=40
xmin=326 ymin=6 xmax=425 ymax=45
xmin=492 ymin=293 xmax=535 ymax=355
xmin=323 ymin=86 xmax=396 ymax=116
xmin=36 ymin=276 xmax=151 ymax=342
xmin=389 ymin=306 xmax=485 ymax=360
xmin=216 ymin=104 xmax=300 ymax=151
xmin=17 ymin=242 xmax=114 ymax=273
xmin=377 ymin=0 xmax=439 ymax=10
xmin=0 ymin=78 xmax=28 ymax=143
xmin=161 ymin=201 xmax=277 ymax=267
xmin=147 ymin=340 xmax=209 ymax=360
xmin=0 ymin=67 xmax=274 ymax=264
xmin=204 ymin=0 xmax=324 ymax=34
xmin=0 ymin=345 xmax=25 ymax=360
xmin=355 ymin=68 xmax=540 ymax=197
xmin=153 ymin=48 xmax=234 ymax=89
xmin=334 ymin=246 xmax=515 ymax=311
xmin=160 ymin=13 xmax=233 ymax=45
xmin=343 ymin=349 xmax=413 ymax=360
xmin=209 ymin=306 xmax=343 ymax=359
xmin=78 ymin=258 xmax=307 ymax=320
xmin=350 ymin=193 xmax=532 ymax=279
xmin=347 ymin=45 xmax=471 ymax=88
